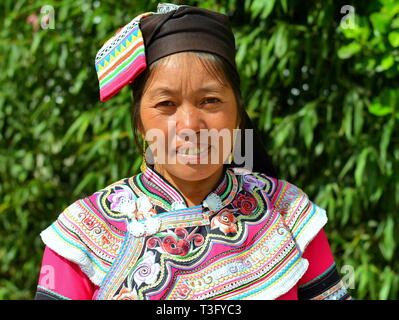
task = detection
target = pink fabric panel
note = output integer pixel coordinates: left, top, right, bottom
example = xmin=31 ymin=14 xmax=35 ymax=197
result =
xmin=276 ymin=228 xmax=335 ymax=300
xmin=100 ymin=55 xmax=146 ymax=101
xmin=276 ymin=285 xmax=298 ymax=300
xmin=37 ymin=246 xmax=98 ymax=300
xmin=297 ymin=228 xmax=336 ymax=286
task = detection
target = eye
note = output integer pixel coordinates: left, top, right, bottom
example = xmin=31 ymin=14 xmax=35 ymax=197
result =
xmin=156 ymin=101 xmax=175 ymax=107
xmin=201 ymin=97 xmax=221 ymax=105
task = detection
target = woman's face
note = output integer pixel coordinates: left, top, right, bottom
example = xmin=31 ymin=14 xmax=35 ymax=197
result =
xmin=139 ymin=52 xmax=239 ymax=182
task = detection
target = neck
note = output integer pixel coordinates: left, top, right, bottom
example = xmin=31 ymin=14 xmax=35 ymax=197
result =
xmin=153 ymin=165 xmax=225 ymax=207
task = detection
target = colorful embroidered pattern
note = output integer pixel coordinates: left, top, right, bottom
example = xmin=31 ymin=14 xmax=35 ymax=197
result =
xmin=40 ymin=167 xmax=329 ymax=300
xmin=95 ymin=3 xmax=184 ymax=102
xmin=95 ymin=13 xmax=150 ymax=102
xmin=40 ymin=196 xmax=125 ymax=285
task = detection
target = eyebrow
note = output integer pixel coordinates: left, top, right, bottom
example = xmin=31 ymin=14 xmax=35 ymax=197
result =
xmin=147 ymin=84 xmax=226 ymax=98
xmin=148 ymin=87 xmax=176 ymax=97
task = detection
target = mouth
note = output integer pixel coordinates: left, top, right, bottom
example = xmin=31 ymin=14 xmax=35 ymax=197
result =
xmin=176 ymin=146 xmax=209 ymax=155
xmin=174 ymin=144 xmax=212 ymax=163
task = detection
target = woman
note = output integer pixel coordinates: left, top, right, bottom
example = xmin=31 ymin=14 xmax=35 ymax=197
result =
xmin=35 ymin=3 xmax=351 ymax=300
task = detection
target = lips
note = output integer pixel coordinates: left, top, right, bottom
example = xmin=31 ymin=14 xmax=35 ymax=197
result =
xmin=176 ymin=146 xmax=208 ymax=155
xmin=174 ymin=143 xmax=212 ymax=163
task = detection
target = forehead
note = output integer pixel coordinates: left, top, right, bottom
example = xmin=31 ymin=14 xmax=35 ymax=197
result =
xmin=143 ymin=52 xmax=229 ymax=93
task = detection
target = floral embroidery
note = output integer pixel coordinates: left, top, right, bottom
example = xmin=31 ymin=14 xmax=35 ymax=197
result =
xmin=147 ymin=227 xmax=205 ymax=256
xmin=210 ymin=208 xmax=238 ymax=235
xmin=176 ymin=283 xmax=192 ymax=299
xmin=232 ymin=191 xmax=258 ymax=215
xmin=242 ymin=174 xmax=266 ymax=192
xmin=112 ymin=283 xmax=138 ymax=300
xmin=133 ymin=251 xmax=160 ymax=287
xmin=107 ymin=185 xmax=136 ymax=215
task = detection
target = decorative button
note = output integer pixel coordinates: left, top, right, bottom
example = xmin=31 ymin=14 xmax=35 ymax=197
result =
xmin=128 ymin=216 xmax=161 ymax=238
xmin=171 ymin=201 xmax=187 ymax=211
xmin=203 ymin=193 xmax=223 ymax=212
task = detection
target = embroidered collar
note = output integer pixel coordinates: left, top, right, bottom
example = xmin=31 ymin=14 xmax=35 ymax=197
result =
xmin=134 ymin=165 xmax=239 ymax=211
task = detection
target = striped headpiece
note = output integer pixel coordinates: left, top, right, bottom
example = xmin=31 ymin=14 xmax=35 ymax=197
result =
xmin=95 ymin=3 xmax=182 ymax=102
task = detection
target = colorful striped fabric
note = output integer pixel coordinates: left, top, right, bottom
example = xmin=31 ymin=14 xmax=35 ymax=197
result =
xmin=95 ymin=3 xmax=184 ymax=101
xmin=95 ymin=12 xmax=152 ymax=102
xmin=40 ymin=196 xmax=126 ymax=285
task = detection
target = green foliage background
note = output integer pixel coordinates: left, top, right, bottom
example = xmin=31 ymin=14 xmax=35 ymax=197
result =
xmin=0 ymin=0 xmax=398 ymax=299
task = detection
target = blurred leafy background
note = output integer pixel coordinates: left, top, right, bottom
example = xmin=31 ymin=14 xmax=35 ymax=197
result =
xmin=0 ymin=0 xmax=398 ymax=299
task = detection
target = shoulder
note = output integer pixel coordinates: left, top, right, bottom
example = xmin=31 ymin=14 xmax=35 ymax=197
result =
xmin=40 ymin=175 xmax=138 ymax=285
xmin=231 ymin=168 xmax=328 ymax=253
xmin=230 ymin=167 xmax=304 ymax=201
xmin=61 ymin=175 xmax=137 ymax=230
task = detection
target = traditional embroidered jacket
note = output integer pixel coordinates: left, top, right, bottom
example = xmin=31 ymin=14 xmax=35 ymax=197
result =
xmin=35 ymin=166 xmax=351 ymax=300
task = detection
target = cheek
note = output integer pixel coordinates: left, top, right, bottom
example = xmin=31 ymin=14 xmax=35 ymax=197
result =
xmin=140 ymin=107 xmax=174 ymax=139
xmin=140 ymin=108 xmax=170 ymax=157
xmin=209 ymin=105 xmax=239 ymax=130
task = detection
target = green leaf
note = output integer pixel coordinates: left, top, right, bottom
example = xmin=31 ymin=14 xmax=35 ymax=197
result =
xmin=250 ymin=0 xmax=275 ymax=19
xmin=354 ymin=147 xmax=371 ymax=187
xmin=378 ymin=268 xmax=393 ymax=300
xmin=370 ymin=12 xmax=390 ymax=33
xmin=388 ymin=31 xmax=399 ymax=47
xmin=380 ymin=217 xmax=396 ymax=262
xmin=376 ymin=55 xmax=394 ymax=72
xmin=260 ymin=0 xmax=276 ymax=19
xmin=341 ymin=188 xmax=354 ymax=226
xmin=299 ymin=105 xmax=318 ymax=149
xmin=368 ymin=89 xmax=397 ymax=116
xmin=368 ymin=102 xmax=393 ymax=116
xmin=338 ymin=155 xmax=356 ymax=181
xmin=353 ymin=99 xmax=364 ymax=136
xmin=280 ymin=0 xmax=287 ymax=13
xmin=380 ymin=117 xmax=395 ymax=165
xmin=274 ymin=24 xmax=288 ymax=58
xmin=337 ymin=42 xmax=361 ymax=59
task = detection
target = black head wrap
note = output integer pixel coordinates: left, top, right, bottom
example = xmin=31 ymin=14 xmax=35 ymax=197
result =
xmin=140 ymin=6 xmax=237 ymax=71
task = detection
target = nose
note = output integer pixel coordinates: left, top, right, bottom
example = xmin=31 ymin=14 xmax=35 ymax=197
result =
xmin=175 ymin=102 xmax=205 ymax=140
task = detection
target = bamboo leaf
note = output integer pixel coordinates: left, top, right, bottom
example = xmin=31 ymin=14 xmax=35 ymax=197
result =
xmin=354 ymin=147 xmax=371 ymax=187
xmin=274 ymin=23 xmax=288 ymax=58
xmin=380 ymin=216 xmax=396 ymax=262
xmin=380 ymin=117 xmax=395 ymax=166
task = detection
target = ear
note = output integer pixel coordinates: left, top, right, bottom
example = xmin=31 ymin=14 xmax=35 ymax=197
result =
xmin=235 ymin=116 xmax=241 ymax=130
xmin=137 ymin=126 xmax=144 ymax=136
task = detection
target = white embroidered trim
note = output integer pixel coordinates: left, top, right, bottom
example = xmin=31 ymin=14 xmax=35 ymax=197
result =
xmin=295 ymin=204 xmax=328 ymax=254
xmin=246 ymin=258 xmax=310 ymax=300
xmin=232 ymin=167 xmax=253 ymax=175
xmin=248 ymin=203 xmax=328 ymax=300
xmin=40 ymin=227 xmax=105 ymax=286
